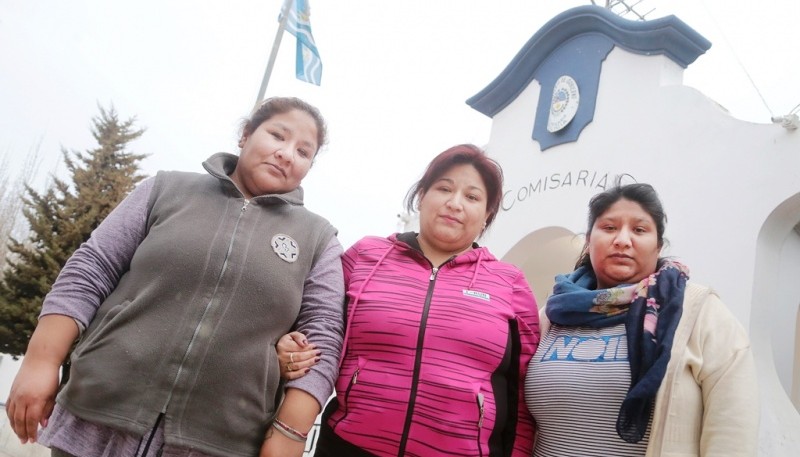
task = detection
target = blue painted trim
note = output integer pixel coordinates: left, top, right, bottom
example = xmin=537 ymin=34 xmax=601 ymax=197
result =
xmin=466 ymin=5 xmax=711 ymax=118
xmin=532 ymin=36 xmax=612 ymax=150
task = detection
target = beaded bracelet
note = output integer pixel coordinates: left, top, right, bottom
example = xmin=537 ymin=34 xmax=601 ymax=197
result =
xmin=272 ymin=418 xmax=309 ymax=442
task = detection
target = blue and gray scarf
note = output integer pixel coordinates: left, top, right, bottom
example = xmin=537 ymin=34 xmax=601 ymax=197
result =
xmin=546 ymin=260 xmax=689 ymax=443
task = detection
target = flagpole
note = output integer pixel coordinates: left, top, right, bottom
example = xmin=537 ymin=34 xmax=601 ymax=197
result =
xmin=254 ymin=0 xmax=295 ymax=108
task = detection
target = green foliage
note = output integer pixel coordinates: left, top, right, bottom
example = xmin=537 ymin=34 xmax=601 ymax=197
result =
xmin=0 ymin=106 xmax=146 ymax=357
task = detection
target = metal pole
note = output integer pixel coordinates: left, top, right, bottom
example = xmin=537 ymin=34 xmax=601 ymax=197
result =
xmin=254 ymin=0 xmax=295 ymax=108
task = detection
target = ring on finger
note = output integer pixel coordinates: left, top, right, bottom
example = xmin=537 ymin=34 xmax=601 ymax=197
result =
xmin=290 ymin=352 xmax=295 ymax=363
xmin=286 ymin=362 xmax=295 ymax=372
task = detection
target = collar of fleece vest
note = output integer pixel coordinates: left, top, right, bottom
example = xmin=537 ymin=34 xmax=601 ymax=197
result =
xmin=202 ymin=152 xmax=306 ymax=205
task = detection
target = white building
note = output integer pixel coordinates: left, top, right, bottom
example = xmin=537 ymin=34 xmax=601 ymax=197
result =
xmin=461 ymin=4 xmax=800 ymax=456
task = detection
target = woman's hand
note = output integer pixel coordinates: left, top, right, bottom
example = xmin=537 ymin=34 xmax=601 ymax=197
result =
xmin=276 ymin=331 xmax=320 ymax=380
xmin=5 ymin=314 xmax=78 ymax=444
xmin=5 ymin=357 xmax=60 ymax=443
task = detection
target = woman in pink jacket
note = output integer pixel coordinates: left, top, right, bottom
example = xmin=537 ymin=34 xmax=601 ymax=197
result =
xmin=281 ymin=144 xmax=540 ymax=456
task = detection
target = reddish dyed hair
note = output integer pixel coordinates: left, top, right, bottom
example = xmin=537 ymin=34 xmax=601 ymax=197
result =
xmin=404 ymin=144 xmax=504 ymax=233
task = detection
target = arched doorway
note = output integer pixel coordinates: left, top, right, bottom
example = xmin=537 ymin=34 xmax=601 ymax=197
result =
xmin=750 ymin=193 xmax=800 ymax=452
xmin=501 ymin=226 xmax=584 ymax=306
xmin=769 ymin=210 xmax=800 ymax=412
xmin=780 ymin=225 xmax=800 ymax=411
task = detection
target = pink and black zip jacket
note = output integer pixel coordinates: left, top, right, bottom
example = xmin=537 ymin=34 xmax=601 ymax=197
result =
xmin=320 ymin=232 xmax=540 ymax=457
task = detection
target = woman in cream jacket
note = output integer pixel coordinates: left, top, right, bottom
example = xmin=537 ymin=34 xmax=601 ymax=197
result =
xmin=525 ymin=182 xmax=758 ymax=457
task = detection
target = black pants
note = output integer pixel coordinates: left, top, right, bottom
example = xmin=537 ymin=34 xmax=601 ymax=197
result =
xmin=51 ymin=448 xmax=79 ymax=457
xmin=313 ymin=398 xmax=378 ymax=457
xmin=314 ymin=420 xmax=378 ymax=457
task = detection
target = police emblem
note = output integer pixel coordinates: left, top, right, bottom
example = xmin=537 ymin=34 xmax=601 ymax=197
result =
xmin=547 ymin=75 xmax=580 ymax=133
xmin=271 ymin=234 xmax=299 ymax=263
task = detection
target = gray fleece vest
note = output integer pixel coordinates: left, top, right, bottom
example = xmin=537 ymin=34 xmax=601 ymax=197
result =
xmin=58 ymin=153 xmax=337 ymax=457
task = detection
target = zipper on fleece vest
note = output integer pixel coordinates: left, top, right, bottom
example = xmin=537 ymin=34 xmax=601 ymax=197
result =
xmin=135 ymin=411 xmax=164 ymax=457
xmin=397 ymin=264 xmax=442 ymax=457
xmin=158 ymin=199 xmax=250 ymax=415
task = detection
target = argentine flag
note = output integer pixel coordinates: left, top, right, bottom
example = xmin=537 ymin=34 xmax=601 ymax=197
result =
xmin=282 ymin=0 xmax=322 ymax=85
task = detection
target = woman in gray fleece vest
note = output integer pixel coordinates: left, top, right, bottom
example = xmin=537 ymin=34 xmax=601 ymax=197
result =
xmin=5 ymin=96 xmax=345 ymax=457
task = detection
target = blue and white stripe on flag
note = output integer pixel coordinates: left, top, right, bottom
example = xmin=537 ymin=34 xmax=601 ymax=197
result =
xmin=281 ymin=0 xmax=322 ymax=85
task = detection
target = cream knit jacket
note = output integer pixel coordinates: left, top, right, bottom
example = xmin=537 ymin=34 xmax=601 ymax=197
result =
xmin=538 ymin=282 xmax=759 ymax=456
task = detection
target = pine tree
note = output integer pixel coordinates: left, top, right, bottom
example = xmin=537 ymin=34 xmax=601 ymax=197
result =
xmin=0 ymin=106 xmax=146 ymax=357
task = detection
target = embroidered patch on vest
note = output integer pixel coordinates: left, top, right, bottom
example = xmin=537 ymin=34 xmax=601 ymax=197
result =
xmin=463 ymin=290 xmax=490 ymax=301
xmin=271 ymin=234 xmax=299 ymax=263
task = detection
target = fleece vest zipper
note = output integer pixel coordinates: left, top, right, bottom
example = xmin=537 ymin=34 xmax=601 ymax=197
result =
xmin=159 ymin=198 xmax=250 ymax=414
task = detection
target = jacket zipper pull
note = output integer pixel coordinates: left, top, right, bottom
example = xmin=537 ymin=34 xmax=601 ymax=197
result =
xmin=241 ymin=199 xmax=249 ymax=212
xmin=477 ymin=392 xmax=485 ymax=428
xmin=430 ymin=267 xmax=439 ymax=281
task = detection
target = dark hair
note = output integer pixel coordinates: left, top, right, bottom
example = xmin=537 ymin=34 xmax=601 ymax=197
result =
xmin=576 ymin=181 xmax=667 ymax=269
xmin=240 ymin=96 xmax=328 ymax=154
xmin=404 ymin=144 xmax=504 ymax=234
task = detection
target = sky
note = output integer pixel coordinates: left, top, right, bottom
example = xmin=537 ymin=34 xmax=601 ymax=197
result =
xmin=1 ymin=0 xmax=799 ymax=253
